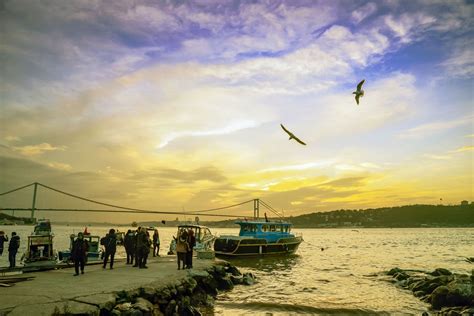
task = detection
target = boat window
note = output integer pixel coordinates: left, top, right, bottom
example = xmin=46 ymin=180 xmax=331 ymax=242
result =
xmin=280 ymin=226 xmax=284 ymax=232
xmin=262 ymin=225 xmax=268 ymax=232
xmin=270 ymin=225 xmax=276 ymax=231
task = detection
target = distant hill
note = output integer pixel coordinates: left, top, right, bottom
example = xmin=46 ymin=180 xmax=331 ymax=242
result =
xmin=201 ymin=204 xmax=474 ymax=228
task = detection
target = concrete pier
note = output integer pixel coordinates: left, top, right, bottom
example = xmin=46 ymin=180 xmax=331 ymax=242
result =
xmin=0 ymin=255 xmax=236 ymax=316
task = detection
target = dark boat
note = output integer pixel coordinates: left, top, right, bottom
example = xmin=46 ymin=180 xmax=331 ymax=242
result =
xmin=214 ymin=220 xmax=303 ymax=257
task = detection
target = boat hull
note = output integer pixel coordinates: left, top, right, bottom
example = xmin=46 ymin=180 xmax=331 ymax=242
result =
xmin=214 ymin=236 xmax=303 ymax=257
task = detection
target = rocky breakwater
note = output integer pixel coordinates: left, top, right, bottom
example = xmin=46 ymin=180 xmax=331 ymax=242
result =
xmin=387 ymin=267 xmax=473 ymax=315
xmin=110 ymin=262 xmax=256 ymax=316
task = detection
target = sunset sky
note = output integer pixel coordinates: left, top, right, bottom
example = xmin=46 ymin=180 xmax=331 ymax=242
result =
xmin=0 ymin=0 xmax=473 ymax=222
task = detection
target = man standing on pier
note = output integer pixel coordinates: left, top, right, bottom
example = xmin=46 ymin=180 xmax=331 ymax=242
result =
xmin=8 ymin=232 xmax=20 ymax=268
xmin=103 ymin=229 xmax=117 ymax=269
xmin=71 ymin=232 xmax=89 ymax=276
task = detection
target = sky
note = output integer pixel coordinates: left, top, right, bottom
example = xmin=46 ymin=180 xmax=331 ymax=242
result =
xmin=0 ymin=0 xmax=473 ymax=223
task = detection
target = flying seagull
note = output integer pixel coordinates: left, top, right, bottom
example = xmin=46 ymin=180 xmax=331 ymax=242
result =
xmin=280 ymin=124 xmax=306 ymax=146
xmin=353 ymin=79 xmax=365 ymax=105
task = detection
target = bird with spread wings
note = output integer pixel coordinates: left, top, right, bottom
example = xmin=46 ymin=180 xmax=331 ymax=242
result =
xmin=353 ymin=79 xmax=365 ymax=105
xmin=280 ymin=124 xmax=306 ymax=146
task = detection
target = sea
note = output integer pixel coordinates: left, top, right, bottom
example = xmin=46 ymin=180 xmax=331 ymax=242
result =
xmin=0 ymin=225 xmax=472 ymax=315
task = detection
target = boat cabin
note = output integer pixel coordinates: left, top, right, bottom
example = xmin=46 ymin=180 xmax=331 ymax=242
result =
xmin=237 ymin=220 xmax=294 ymax=243
xmin=24 ymin=235 xmax=55 ymax=263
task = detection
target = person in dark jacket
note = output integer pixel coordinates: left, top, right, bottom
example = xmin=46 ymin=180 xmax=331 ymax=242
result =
xmin=152 ymin=229 xmax=160 ymax=257
xmin=8 ymin=232 xmax=20 ymax=268
xmin=186 ymin=229 xmax=196 ymax=269
xmin=136 ymin=228 xmax=150 ymax=269
xmin=71 ymin=232 xmax=89 ymax=276
xmin=124 ymin=229 xmax=135 ymax=265
xmin=103 ymin=229 xmax=117 ymax=269
xmin=0 ymin=231 xmax=8 ymax=256
xmin=133 ymin=227 xmax=141 ymax=267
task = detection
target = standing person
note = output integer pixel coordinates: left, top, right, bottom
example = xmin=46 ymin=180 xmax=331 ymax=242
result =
xmin=142 ymin=230 xmax=151 ymax=268
xmin=124 ymin=229 xmax=135 ymax=265
xmin=136 ymin=227 xmax=148 ymax=269
xmin=152 ymin=229 xmax=160 ymax=257
xmin=133 ymin=227 xmax=141 ymax=267
xmin=176 ymin=229 xmax=188 ymax=270
xmin=8 ymin=232 xmax=20 ymax=268
xmin=186 ymin=229 xmax=196 ymax=269
xmin=103 ymin=229 xmax=117 ymax=269
xmin=71 ymin=232 xmax=89 ymax=276
xmin=0 ymin=231 xmax=8 ymax=256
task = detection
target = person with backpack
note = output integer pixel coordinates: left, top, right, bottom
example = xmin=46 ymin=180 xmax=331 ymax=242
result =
xmin=102 ymin=229 xmax=117 ymax=269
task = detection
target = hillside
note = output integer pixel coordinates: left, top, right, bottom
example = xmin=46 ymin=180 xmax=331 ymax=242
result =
xmin=202 ymin=203 xmax=474 ymax=228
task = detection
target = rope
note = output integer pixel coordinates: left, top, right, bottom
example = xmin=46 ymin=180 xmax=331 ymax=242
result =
xmin=192 ymin=199 xmax=254 ymax=213
xmin=0 ymin=182 xmax=35 ymax=196
xmin=260 ymin=199 xmax=284 ymax=218
xmin=0 ymin=207 xmax=240 ymax=218
xmin=37 ymin=183 xmax=255 ymax=216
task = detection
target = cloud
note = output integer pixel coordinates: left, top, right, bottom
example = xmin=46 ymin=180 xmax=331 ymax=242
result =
xmin=258 ymin=160 xmax=336 ymax=173
xmin=399 ymin=116 xmax=473 ymax=139
xmin=157 ymin=120 xmax=259 ymax=149
xmin=451 ymin=146 xmax=474 ymax=153
xmin=13 ymin=143 xmax=66 ymax=156
xmin=423 ymin=154 xmax=452 ymax=160
xmin=319 ymin=176 xmax=368 ymax=188
xmin=352 ymin=2 xmax=377 ymax=24
xmin=47 ymin=162 xmax=72 ymax=171
xmin=441 ymin=38 xmax=474 ymax=78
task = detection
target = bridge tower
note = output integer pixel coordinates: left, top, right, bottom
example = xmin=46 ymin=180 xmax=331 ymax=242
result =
xmin=253 ymin=198 xmax=260 ymax=219
xmin=31 ymin=182 xmax=38 ymax=220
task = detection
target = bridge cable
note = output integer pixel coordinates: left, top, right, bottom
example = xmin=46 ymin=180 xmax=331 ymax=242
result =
xmin=0 ymin=182 xmax=35 ymax=196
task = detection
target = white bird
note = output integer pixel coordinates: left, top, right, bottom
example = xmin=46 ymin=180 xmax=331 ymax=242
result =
xmin=280 ymin=124 xmax=306 ymax=146
xmin=353 ymin=79 xmax=365 ymax=105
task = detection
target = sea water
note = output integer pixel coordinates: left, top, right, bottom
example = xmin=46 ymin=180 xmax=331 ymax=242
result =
xmin=1 ymin=225 xmax=472 ymax=314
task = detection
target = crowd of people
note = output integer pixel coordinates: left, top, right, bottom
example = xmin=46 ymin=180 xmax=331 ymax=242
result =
xmin=0 ymin=231 xmax=20 ymax=269
xmin=1 ymin=226 xmax=198 ymax=275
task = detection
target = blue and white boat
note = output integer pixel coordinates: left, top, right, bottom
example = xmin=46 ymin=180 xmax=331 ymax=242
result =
xmin=214 ymin=220 xmax=303 ymax=257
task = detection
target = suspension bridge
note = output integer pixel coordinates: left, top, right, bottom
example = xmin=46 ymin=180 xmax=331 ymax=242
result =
xmin=0 ymin=182 xmax=283 ymax=221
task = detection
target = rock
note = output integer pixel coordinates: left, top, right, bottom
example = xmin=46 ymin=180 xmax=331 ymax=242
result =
xmin=394 ymin=272 xmax=409 ymax=281
xmin=115 ymin=302 xmax=133 ymax=311
xmin=431 ymin=286 xmax=450 ymax=309
xmin=414 ymin=290 xmax=425 ymax=298
xmin=133 ymin=297 xmax=154 ymax=313
xmin=217 ymin=276 xmax=234 ymax=291
xmin=242 ymin=273 xmax=256 ymax=285
xmin=187 ymin=270 xmax=210 ymax=279
xmin=445 ymin=276 xmax=473 ymax=307
xmin=140 ymin=286 xmax=157 ymax=302
xmin=129 ymin=309 xmax=144 ymax=316
xmin=110 ymin=309 xmax=121 ymax=316
xmin=212 ymin=265 xmax=227 ymax=278
xmin=165 ymin=300 xmax=177 ymax=316
xmin=152 ymin=307 xmax=165 ymax=316
xmin=387 ymin=267 xmax=403 ymax=276
xmin=225 ymin=264 xmax=241 ymax=276
xmin=431 ymin=268 xmax=452 ymax=276
xmin=230 ymin=275 xmax=243 ymax=285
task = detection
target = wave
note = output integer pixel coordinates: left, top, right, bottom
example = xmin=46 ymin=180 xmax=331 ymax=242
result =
xmin=217 ymin=301 xmax=390 ymax=315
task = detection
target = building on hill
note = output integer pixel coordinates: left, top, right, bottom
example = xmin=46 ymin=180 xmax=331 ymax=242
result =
xmin=460 ymin=200 xmax=469 ymax=206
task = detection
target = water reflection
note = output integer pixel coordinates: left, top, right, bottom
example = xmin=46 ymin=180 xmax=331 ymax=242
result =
xmin=225 ymin=253 xmax=301 ymax=272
